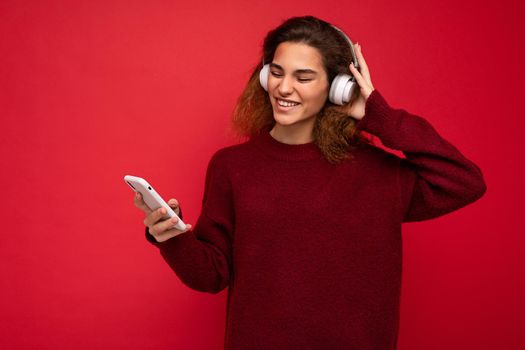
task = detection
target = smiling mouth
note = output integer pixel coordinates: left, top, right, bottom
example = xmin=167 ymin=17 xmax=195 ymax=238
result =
xmin=276 ymin=98 xmax=300 ymax=107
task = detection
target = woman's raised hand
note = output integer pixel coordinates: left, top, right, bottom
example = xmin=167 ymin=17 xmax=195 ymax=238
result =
xmin=134 ymin=192 xmax=192 ymax=242
xmin=344 ymin=43 xmax=375 ymax=120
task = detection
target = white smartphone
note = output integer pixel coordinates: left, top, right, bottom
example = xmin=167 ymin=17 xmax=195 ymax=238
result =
xmin=124 ymin=175 xmax=187 ymax=231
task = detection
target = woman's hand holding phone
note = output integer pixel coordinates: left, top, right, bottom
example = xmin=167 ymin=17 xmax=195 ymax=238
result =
xmin=134 ymin=192 xmax=192 ymax=242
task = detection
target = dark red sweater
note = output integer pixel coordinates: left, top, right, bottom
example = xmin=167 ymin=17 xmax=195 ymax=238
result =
xmin=146 ymin=90 xmax=486 ymax=349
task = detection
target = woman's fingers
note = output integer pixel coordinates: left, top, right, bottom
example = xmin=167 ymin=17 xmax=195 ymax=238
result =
xmin=135 ymin=193 xmax=191 ymax=242
xmin=167 ymin=198 xmax=180 ymax=216
xmin=153 ymin=224 xmax=193 ymax=242
xmin=143 ymin=207 xmax=167 ymax=227
xmin=134 ymin=192 xmax=152 ymax=215
xmin=349 ymin=63 xmax=373 ymax=99
xmin=149 ymin=215 xmax=180 ymax=236
xmin=354 ymin=43 xmax=372 ymax=84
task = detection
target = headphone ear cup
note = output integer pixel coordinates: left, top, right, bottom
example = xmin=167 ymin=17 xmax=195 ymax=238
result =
xmin=259 ymin=64 xmax=270 ymax=91
xmin=329 ymin=73 xmax=355 ymax=105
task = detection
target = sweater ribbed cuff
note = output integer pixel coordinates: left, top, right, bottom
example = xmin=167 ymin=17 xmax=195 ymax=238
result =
xmin=355 ymin=89 xmax=393 ymax=133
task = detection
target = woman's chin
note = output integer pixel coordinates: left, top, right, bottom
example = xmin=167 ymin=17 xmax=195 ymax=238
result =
xmin=272 ymin=107 xmax=300 ymax=123
xmin=273 ymin=114 xmax=298 ymax=126
xmin=273 ymin=110 xmax=318 ymax=128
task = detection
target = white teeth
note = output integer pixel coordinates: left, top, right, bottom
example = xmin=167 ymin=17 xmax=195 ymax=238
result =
xmin=277 ymin=99 xmax=299 ymax=107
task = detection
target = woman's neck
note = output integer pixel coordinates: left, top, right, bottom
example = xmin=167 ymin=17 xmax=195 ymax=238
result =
xmin=269 ymin=122 xmax=315 ymax=145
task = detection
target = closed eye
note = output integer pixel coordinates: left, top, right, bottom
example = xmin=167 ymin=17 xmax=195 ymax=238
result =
xmin=271 ymin=72 xmax=312 ymax=83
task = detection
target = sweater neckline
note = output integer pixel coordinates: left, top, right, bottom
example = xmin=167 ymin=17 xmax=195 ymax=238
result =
xmin=251 ymin=130 xmax=323 ymax=161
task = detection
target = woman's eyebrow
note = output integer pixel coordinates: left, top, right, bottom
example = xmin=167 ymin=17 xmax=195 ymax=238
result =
xmin=269 ymin=63 xmax=318 ymax=74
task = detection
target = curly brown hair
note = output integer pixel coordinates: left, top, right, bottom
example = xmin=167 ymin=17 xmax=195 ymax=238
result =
xmin=231 ymin=16 xmax=372 ymax=164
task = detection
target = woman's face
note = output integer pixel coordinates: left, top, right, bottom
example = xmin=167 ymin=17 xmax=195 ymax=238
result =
xmin=267 ymin=42 xmax=329 ymax=132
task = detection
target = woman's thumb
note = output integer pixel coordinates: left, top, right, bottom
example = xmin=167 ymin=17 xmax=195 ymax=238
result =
xmin=167 ymin=198 xmax=178 ymax=207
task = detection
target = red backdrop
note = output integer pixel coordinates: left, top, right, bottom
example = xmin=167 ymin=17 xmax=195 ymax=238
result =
xmin=1 ymin=0 xmax=523 ymax=349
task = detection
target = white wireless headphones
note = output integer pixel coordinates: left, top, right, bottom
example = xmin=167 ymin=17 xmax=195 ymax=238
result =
xmin=259 ymin=24 xmax=360 ymax=106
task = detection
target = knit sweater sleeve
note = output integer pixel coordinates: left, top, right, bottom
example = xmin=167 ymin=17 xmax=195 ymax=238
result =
xmin=144 ymin=150 xmax=234 ymax=294
xmin=355 ymin=90 xmax=487 ymax=222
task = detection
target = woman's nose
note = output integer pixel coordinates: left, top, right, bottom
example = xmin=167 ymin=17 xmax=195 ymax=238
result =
xmin=277 ymin=75 xmax=294 ymax=95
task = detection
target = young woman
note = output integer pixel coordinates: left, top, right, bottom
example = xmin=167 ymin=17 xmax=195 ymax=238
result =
xmin=133 ymin=16 xmax=486 ymax=350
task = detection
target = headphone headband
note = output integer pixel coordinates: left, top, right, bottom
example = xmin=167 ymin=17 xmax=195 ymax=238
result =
xmin=329 ymin=24 xmax=359 ymax=70
xmin=262 ymin=24 xmax=358 ymax=69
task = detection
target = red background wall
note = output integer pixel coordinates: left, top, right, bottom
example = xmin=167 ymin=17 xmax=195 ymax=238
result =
xmin=1 ymin=0 xmax=523 ymax=349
